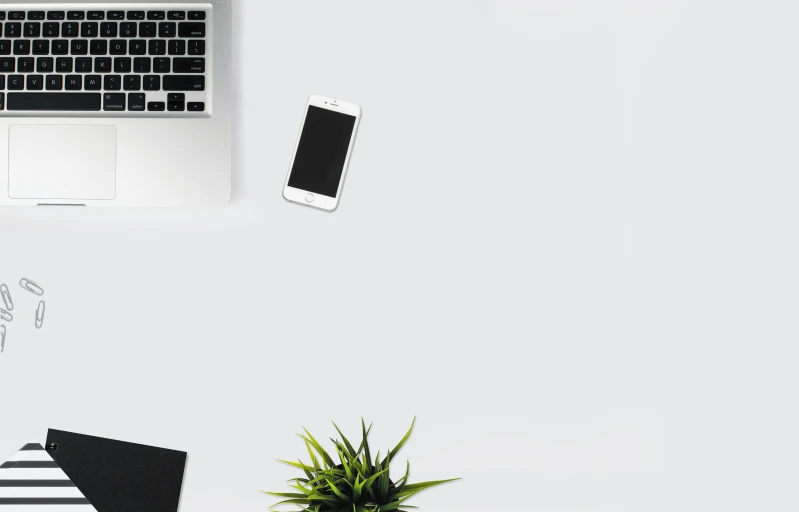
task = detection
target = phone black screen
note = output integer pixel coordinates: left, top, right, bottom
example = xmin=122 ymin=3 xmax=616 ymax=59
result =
xmin=288 ymin=105 xmax=357 ymax=198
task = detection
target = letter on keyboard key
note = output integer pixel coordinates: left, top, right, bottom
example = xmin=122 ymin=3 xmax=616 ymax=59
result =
xmin=163 ymin=75 xmax=205 ymax=91
xmin=0 ymin=57 xmax=15 ymax=72
xmin=8 ymin=92 xmax=101 ymax=111
xmin=65 ymin=75 xmax=82 ymax=90
xmin=84 ymin=75 xmax=101 ymax=90
xmin=8 ymin=75 xmax=24 ymax=90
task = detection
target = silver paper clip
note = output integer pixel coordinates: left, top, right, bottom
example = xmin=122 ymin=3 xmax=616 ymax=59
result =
xmin=0 ymin=284 xmax=12 ymax=311
xmin=20 ymin=278 xmax=44 ymax=296
xmin=0 ymin=325 xmax=5 ymax=353
xmin=35 ymin=301 xmax=45 ymax=330
xmin=0 ymin=309 xmax=11 ymax=322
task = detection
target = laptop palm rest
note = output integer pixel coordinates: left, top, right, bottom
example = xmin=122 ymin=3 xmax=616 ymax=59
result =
xmin=8 ymin=125 xmax=117 ymax=200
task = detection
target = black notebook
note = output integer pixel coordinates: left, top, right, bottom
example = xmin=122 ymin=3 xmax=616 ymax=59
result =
xmin=45 ymin=429 xmax=187 ymax=512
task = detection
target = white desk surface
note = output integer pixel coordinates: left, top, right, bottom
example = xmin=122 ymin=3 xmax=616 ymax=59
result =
xmin=2 ymin=1 xmax=799 ymax=510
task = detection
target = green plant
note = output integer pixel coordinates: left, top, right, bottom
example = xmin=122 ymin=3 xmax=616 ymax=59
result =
xmin=264 ymin=418 xmax=459 ymax=512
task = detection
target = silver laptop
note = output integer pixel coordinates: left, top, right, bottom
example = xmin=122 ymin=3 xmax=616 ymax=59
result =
xmin=0 ymin=1 xmax=231 ymax=207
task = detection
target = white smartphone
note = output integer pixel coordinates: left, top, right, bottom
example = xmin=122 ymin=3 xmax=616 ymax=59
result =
xmin=283 ymin=95 xmax=362 ymax=211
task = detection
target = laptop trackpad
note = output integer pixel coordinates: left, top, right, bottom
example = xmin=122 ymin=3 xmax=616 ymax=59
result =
xmin=8 ymin=125 xmax=116 ymax=200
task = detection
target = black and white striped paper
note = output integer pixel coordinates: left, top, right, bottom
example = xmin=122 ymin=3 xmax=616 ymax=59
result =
xmin=0 ymin=442 xmax=96 ymax=509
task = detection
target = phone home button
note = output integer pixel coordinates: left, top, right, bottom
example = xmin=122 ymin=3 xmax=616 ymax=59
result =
xmin=305 ymin=193 xmax=314 ymax=203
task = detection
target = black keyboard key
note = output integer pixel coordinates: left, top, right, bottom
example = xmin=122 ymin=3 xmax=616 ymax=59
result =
xmin=8 ymin=12 xmax=25 ymax=21
xmin=168 ymin=11 xmax=185 ymax=20
xmin=104 ymin=75 xmax=121 ymax=91
xmin=56 ymin=57 xmax=73 ymax=72
xmin=24 ymin=22 xmax=41 ymax=38
xmin=143 ymin=75 xmax=160 ymax=90
xmin=32 ymin=40 xmax=48 ymax=55
xmin=188 ymin=11 xmax=206 ymax=20
xmin=81 ymin=22 xmax=97 ymax=38
xmin=108 ymin=11 xmax=125 ymax=21
xmin=120 ymin=22 xmax=136 ymax=37
xmin=84 ymin=75 xmax=101 ymax=90
xmin=75 ymin=57 xmax=91 ymax=72
xmin=7 ymin=75 xmax=23 ymax=90
xmin=87 ymin=11 xmax=104 ymax=20
xmin=0 ymin=13 xmax=4 ymax=21
xmin=163 ymin=75 xmax=204 ymax=91
xmin=147 ymin=11 xmax=166 ymax=20
xmin=148 ymin=39 xmax=165 ymax=55
xmin=5 ymin=23 xmax=21 ymax=38
xmin=62 ymin=22 xmax=79 ymax=37
xmin=94 ymin=57 xmax=111 ymax=72
xmin=124 ymin=75 xmax=141 ymax=91
xmin=46 ymin=75 xmax=62 ymax=90
xmin=65 ymin=75 xmax=81 ymax=90
xmin=27 ymin=12 xmax=45 ymax=21
xmin=47 ymin=11 xmax=65 ymax=21
xmin=188 ymin=39 xmax=205 ymax=55
xmin=159 ymin=22 xmax=176 ymax=38
xmin=14 ymin=40 xmax=31 ymax=55
xmin=129 ymin=39 xmax=146 ymax=55
xmin=167 ymin=92 xmax=185 ymax=111
xmin=0 ymin=41 xmax=10 ymax=55
xmin=139 ymin=22 xmax=156 ymax=37
xmin=36 ymin=57 xmax=53 ymax=73
xmin=127 ymin=11 xmax=144 ymax=21
xmin=71 ymin=39 xmax=88 ymax=55
xmin=90 ymin=39 xmax=107 ymax=55
xmin=103 ymin=92 xmax=125 ymax=110
xmin=100 ymin=22 xmax=117 ymax=38
xmin=114 ymin=56 xmax=131 ymax=73
xmin=8 ymin=92 xmax=101 ymax=110
xmin=0 ymin=57 xmax=15 ymax=72
xmin=109 ymin=39 xmax=126 ymax=54
xmin=147 ymin=101 xmax=164 ymax=111
xmin=67 ymin=11 xmax=85 ymax=20
xmin=18 ymin=57 xmax=33 ymax=72
xmin=128 ymin=93 xmax=145 ymax=111
xmin=178 ymin=22 xmax=205 ymax=38
xmin=153 ymin=57 xmax=170 ymax=73
xmin=0 ymin=92 xmax=4 ymax=110
xmin=168 ymin=40 xmax=185 ymax=55
xmin=26 ymin=75 xmax=43 ymax=90
xmin=173 ymin=57 xmax=204 ymax=73
xmin=42 ymin=22 xmax=59 ymax=37
xmin=0 ymin=76 xmax=4 ymax=89
xmin=51 ymin=40 xmax=68 ymax=55
xmin=133 ymin=57 xmax=150 ymax=73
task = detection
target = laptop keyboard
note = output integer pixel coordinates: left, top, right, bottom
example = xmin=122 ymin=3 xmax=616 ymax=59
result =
xmin=0 ymin=5 xmax=211 ymax=116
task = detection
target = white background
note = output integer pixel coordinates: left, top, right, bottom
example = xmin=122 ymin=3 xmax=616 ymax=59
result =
xmin=2 ymin=1 xmax=799 ymax=510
